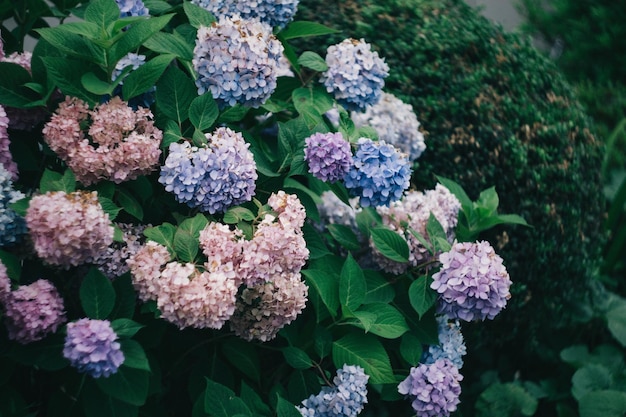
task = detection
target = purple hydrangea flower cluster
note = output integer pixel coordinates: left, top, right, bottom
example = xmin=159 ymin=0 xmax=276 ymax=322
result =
xmin=193 ymin=15 xmax=284 ymax=108
xmin=344 ymin=138 xmax=411 ymax=207
xmin=115 ymin=0 xmax=149 ymax=17
xmin=316 ymin=191 xmax=362 ymax=236
xmin=297 ymin=364 xmax=369 ymax=417
xmin=25 ymin=191 xmax=114 ymax=268
xmin=63 ymin=318 xmax=125 ymax=378
xmin=304 ymin=132 xmax=353 ymax=182
xmin=0 ymin=260 xmax=10 ymax=302
xmin=96 ymin=223 xmax=150 ymax=279
xmin=0 ymin=105 xmax=18 ymax=180
xmin=0 ymin=163 xmax=26 ymax=246
xmin=431 ymin=241 xmax=512 ymax=321
xmin=423 ymin=316 xmax=466 ymax=369
xmin=191 ymin=0 xmax=299 ymax=29
xmin=320 ymin=39 xmax=389 ymax=112
xmin=398 ymin=359 xmax=463 ymax=417
xmin=2 ymin=279 xmax=66 ymax=344
xmin=351 ymin=92 xmax=426 ymax=161
xmin=159 ymin=127 xmax=257 ymax=214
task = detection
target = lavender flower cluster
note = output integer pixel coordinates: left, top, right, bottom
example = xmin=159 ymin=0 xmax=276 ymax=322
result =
xmin=423 ymin=316 xmax=466 ymax=369
xmin=351 ymin=92 xmax=426 ymax=161
xmin=304 ymin=132 xmax=352 ymax=182
xmin=63 ymin=318 xmax=125 ymax=378
xmin=25 ymin=191 xmax=114 ymax=268
xmin=96 ymin=223 xmax=150 ymax=279
xmin=373 ymin=184 xmax=461 ymax=273
xmin=112 ymin=53 xmax=156 ymax=108
xmin=1 ymin=278 xmax=66 ymax=344
xmin=42 ymin=96 xmax=162 ymax=185
xmin=0 ymin=105 xmax=18 ymax=179
xmin=297 ymin=364 xmax=369 ymax=417
xmin=159 ymin=127 xmax=257 ymax=214
xmin=193 ymin=15 xmax=284 ymax=108
xmin=431 ymin=241 xmax=512 ymax=321
xmin=344 ymin=138 xmax=411 ymax=207
xmin=320 ymin=39 xmax=389 ymax=112
xmin=191 ymin=0 xmax=299 ymax=29
xmin=115 ymin=0 xmax=149 ymax=17
xmin=398 ymin=359 xmax=463 ymax=417
xmin=0 ymin=163 xmax=26 ymax=245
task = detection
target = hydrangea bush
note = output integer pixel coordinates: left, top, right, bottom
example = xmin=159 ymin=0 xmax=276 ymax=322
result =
xmin=0 ymin=1 xmax=528 ymax=415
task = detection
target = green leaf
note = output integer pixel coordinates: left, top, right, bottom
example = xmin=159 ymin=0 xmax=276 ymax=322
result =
xmin=350 ymin=303 xmax=408 ymax=339
xmin=111 ymin=319 xmax=144 ymax=338
xmin=476 ymin=186 xmax=499 ymax=217
xmin=80 ymin=267 xmax=116 ymax=319
xmin=203 ymin=378 xmax=252 ymax=417
xmin=111 ymin=273 xmax=138 ymax=319
xmin=223 ymin=207 xmax=255 ymax=224
xmin=240 ymin=381 xmax=272 ymax=416
xmin=7 ymin=333 xmax=69 ymax=371
xmin=301 ymin=268 xmax=340 ymax=318
xmin=370 ymin=227 xmax=409 ymax=263
xmin=0 ymin=62 xmax=38 ymax=107
xmin=355 ymin=206 xmax=382 ymax=237
xmin=173 ymin=228 xmax=199 ymax=262
xmin=162 ymin=121 xmax=184 ymax=149
xmin=276 ymin=395 xmax=301 ymax=417
xmin=282 ymin=347 xmax=313 ymax=370
xmin=84 ymin=0 xmax=120 ymax=28
xmin=57 ymin=21 xmax=101 ymax=39
xmin=297 ymin=51 xmax=328 ymax=72
xmin=400 ymin=333 xmax=424 ymax=365
xmin=82 ymin=381 xmax=139 ymax=417
xmin=579 ymin=390 xmax=626 ymax=417
xmin=99 ymin=196 xmax=122 ymax=221
xmin=0 ymin=250 xmax=21 ymax=282
xmin=36 ymin=27 xmax=105 ymax=66
xmin=435 ymin=175 xmax=472 ymax=214
xmin=222 ymin=340 xmax=261 ymax=383
xmin=95 ymin=367 xmax=150 ymax=406
xmin=327 ymin=224 xmax=361 ymax=251
xmin=409 ymin=276 xmax=437 ymax=319
xmin=42 ymin=57 xmax=99 ymax=104
xmin=217 ymin=105 xmax=249 ymax=123
xmin=606 ymin=306 xmax=626 ymax=347
xmin=109 ymin=14 xmax=174 ymax=64
xmin=339 ymin=254 xmax=367 ymax=311
xmin=279 ymin=21 xmax=340 ymax=40
xmin=313 ymin=326 xmax=333 ymax=360
xmin=179 ymin=213 xmax=209 ymax=237
xmin=144 ymin=223 xmax=176 ymax=255
xmin=119 ymin=339 xmax=150 ymax=372
xmin=122 ymin=53 xmax=174 ymax=101
xmin=350 ymin=310 xmax=376 ymax=332
xmin=302 ymin=223 xmax=332 ymax=260
xmin=426 ymin=214 xmax=451 ymax=253
xmin=332 ymin=333 xmax=395 ymax=384
xmin=183 ymin=2 xmax=216 ymax=29
xmin=40 ymin=168 xmax=76 ymax=193
xmin=115 ymin=188 xmax=144 ymax=221
xmin=143 ymin=32 xmax=194 ymax=60
xmin=363 ymin=270 xmax=395 ymax=304
xmin=156 ymin=65 xmax=196 ymax=124
xmin=189 ymin=93 xmax=219 ymax=131
xmin=476 ymin=383 xmax=538 ymax=417
xmin=572 ymin=364 xmax=613 ymax=401
xmin=292 ymin=86 xmax=334 ymax=128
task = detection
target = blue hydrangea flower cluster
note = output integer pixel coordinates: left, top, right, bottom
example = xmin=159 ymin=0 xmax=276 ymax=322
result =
xmin=193 ymin=15 xmax=283 ymax=108
xmin=191 ymin=0 xmax=299 ymax=30
xmin=343 ymin=138 xmax=411 ymax=207
xmin=115 ymin=0 xmax=149 ymax=17
xmin=431 ymin=241 xmax=512 ymax=321
xmin=398 ymin=359 xmax=463 ymax=417
xmin=304 ymin=132 xmax=352 ymax=182
xmin=423 ymin=316 xmax=467 ymax=369
xmin=320 ymin=39 xmax=389 ymax=112
xmin=159 ymin=128 xmax=258 ymax=214
xmin=63 ymin=318 xmax=125 ymax=378
xmin=112 ymin=53 xmax=155 ymax=108
xmin=0 ymin=163 xmax=26 ymax=246
xmin=297 ymin=364 xmax=369 ymax=417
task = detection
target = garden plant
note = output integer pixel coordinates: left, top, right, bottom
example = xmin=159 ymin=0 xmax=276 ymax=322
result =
xmin=0 ymin=0 xmax=606 ymax=416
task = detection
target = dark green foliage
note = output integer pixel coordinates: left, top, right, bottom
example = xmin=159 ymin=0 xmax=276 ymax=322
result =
xmin=297 ymin=0 xmax=605 ymax=360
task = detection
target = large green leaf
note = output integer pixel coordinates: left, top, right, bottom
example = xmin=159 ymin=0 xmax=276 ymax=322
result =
xmin=279 ymin=21 xmax=340 ymax=40
xmin=350 ymin=303 xmax=409 ymax=339
xmin=579 ymin=390 xmax=626 ymax=417
xmin=189 ymin=93 xmax=219 ymax=131
xmin=143 ymin=32 xmax=194 ymax=61
xmin=183 ymin=1 xmax=216 ymax=29
xmin=275 ymin=395 xmax=301 ymax=417
xmin=173 ymin=228 xmax=199 ymax=262
xmin=119 ymin=339 xmax=150 ymax=372
xmin=363 ymin=270 xmax=395 ymax=304
xmin=80 ymin=267 xmax=116 ymax=319
xmin=109 ymin=14 xmax=174 ymax=64
xmin=122 ymin=53 xmax=174 ymax=101
xmin=95 ymin=367 xmax=150 ymax=406
xmin=0 ymin=62 xmax=38 ymax=107
xmin=222 ymin=340 xmax=261 ymax=383
xmin=203 ymin=378 xmax=252 ymax=417
xmin=301 ymin=268 xmax=340 ymax=318
xmin=84 ymin=0 xmax=120 ymax=30
xmin=282 ymin=347 xmax=313 ymax=370
xmin=327 ymin=224 xmax=361 ymax=251
xmin=475 ymin=383 xmax=538 ymax=417
xmin=572 ymin=364 xmax=613 ymax=401
xmin=370 ymin=227 xmax=409 ymax=263
xmin=339 ymin=254 xmax=367 ymax=312
xmin=156 ymin=65 xmax=196 ymax=124
xmin=408 ymin=276 xmax=437 ymax=319
xmin=143 ymin=222 xmax=176 ymax=255
xmin=606 ymin=305 xmax=626 ymax=347
xmin=332 ymin=333 xmax=395 ymax=384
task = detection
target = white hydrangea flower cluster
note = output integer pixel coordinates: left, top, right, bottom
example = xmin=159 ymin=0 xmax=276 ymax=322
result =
xmin=351 ymin=92 xmax=426 ymax=161
xmin=193 ymin=15 xmax=284 ymax=108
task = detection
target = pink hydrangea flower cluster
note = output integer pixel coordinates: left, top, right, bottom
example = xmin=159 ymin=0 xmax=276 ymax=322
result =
xmin=229 ymin=271 xmax=308 ymax=342
xmin=128 ymin=242 xmax=239 ymax=330
xmin=96 ymin=223 xmax=151 ymax=279
xmin=373 ymin=184 xmax=461 ymax=274
xmin=0 ymin=105 xmax=18 ymax=180
xmin=2 ymin=279 xmax=66 ymax=344
xmin=25 ymin=191 xmax=114 ymax=267
xmin=431 ymin=241 xmax=512 ymax=321
xmin=0 ymin=260 xmax=11 ymax=303
xmin=42 ymin=96 xmax=162 ymax=185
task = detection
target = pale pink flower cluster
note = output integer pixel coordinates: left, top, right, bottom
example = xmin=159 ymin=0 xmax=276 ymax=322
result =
xmin=0 ymin=260 xmax=10 ymax=302
xmin=96 ymin=223 xmax=150 ymax=279
xmin=0 ymin=104 xmax=18 ymax=180
xmin=2 ymin=51 xmax=32 ymax=72
xmin=2 ymin=279 xmax=66 ymax=344
xmin=127 ymin=242 xmax=238 ymax=330
xmin=229 ymin=271 xmax=309 ymax=342
xmin=42 ymin=96 xmax=162 ymax=185
xmin=373 ymin=184 xmax=461 ymax=274
xmin=25 ymin=191 xmax=114 ymax=267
